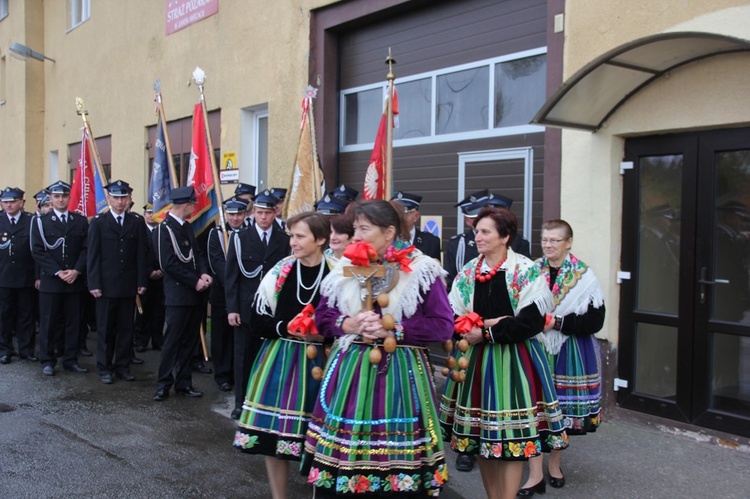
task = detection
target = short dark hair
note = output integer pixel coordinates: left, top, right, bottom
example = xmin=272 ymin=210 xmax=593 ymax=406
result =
xmin=287 ymin=211 xmax=330 ymax=244
xmin=352 ymin=200 xmax=408 ymax=240
xmin=330 ymin=213 xmax=354 ymax=238
xmin=475 ymin=207 xmax=517 ymax=245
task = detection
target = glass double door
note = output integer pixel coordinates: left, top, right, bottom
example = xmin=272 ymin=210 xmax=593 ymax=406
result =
xmin=619 ymin=128 xmax=750 ymax=436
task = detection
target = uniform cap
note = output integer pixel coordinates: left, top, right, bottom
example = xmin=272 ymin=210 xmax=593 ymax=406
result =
xmin=1 ymin=186 xmax=25 ymax=202
xmin=330 ymin=184 xmax=359 ymax=202
xmin=253 ymin=190 xmax=280 ymax=209
xmin=392 ymin=191 xmax=422 ymax=211
xmin=105 ymin=180 xmax=133 ymax=197
xmin=47 ymin=181 xmax=72 ymax=195
xmin=170 ymin=186 xmax=197 ymax=204
xmin=234 ymin=183 xmax=257 ymax=197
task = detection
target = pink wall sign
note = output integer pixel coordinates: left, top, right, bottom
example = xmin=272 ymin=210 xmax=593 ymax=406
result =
xmin=166 ymin=0 xmax=219 ymax=35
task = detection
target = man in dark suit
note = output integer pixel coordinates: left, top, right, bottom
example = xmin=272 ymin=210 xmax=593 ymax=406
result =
xmin=392 ymin=191 xmax=441 ymax=260
xmin=152 ymin=187 xmax=212 ymax=401
xmin=134 ymin=203 xmax=165 ymax=352
xmin=31 ymin=181 xmax=89 ymax=376
xmin=234 ymin=183 xmax=256 ymax=227
xmin=269 ymin=187 xmax=287 ymax=229
xmin=0 ymin=187 xmax=37 ymax=363
xmin=206 ymin=197 xmax=247 ymax=392
xmin=87 ymin=180 xmax=148 ymax=384
xmin=225 ymin=190 xmax=290 ymax=419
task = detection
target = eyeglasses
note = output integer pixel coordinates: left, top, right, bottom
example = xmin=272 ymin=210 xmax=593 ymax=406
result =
xmin=540 ymin=237 xmax=567 ymax=245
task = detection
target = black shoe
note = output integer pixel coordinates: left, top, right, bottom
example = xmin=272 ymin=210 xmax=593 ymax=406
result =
xmin=455 ymin=454 xmax=476 ymax=472
xmin=134 ymin=345 xmax=147 ymax=353
xmin=231 ymin=407 xmax=242 ymax=420
xmin=42 ymin=365 xmax=56 ymax=376
xmin=175 ymin=386 xmax=203 ymax=397
xmin=517 ymin=477 xmax=546 ymax=497
xmin=115 ymin=372 xmax=136 ymax=382
xmin=192 ymin=363 xmax=213 ymax=374
xmin=548 ymin=469 xmax=565 ymax=489
xmin=0 ymin=355 xmax=10 ymax=364
xmin=21 ymin=355 xmax=39 ymax=362
xmin=79 ymin=348 xmax=93 ymax=357
xmin=218 ymin=382 xmax=233 ymax=392
xmin=100 ymin=374 xmax=114 ymax=384
xmin=131 ymin=356 xmax=144 ymax=365
xmin=153 ymin=388 xmax=169 ymax=401
xmin=63 ymin=363 xmax=89 ymax=373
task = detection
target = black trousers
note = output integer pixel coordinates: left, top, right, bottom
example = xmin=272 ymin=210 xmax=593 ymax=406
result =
xmin=38 ymin=291 xmax=82 ymax=368
xmin=233 ymin=323 xmax=262 ymax=409
xmin=157 ymin=305 xmax=202 ymax=391
xmin=134 ymin=285 xmax=165 ymax=350
xmin=95 ymin=296 xmax=136 ymax=375
xmin=0 ymin=287 xmax=35 ymax=357
xmin=210 ymin=303 xmax=233 ymax=386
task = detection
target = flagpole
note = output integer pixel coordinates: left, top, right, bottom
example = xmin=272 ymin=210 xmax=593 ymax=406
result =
xmin=308 ymin=95 xmax=321 ymax=202
xmin=75 ymin=97 xmax=110 ymax=187
xmin=153 ymin=80 xmax=179 ymax=189
xmin=384 ymin=49 xmax=396 ymax=201
xmin=192 ymin=67 xmax=228 ymax=249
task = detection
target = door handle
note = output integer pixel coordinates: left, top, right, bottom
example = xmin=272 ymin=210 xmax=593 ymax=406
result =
xmin=698 ymin=267 xmax=729 ymax=304
xmin=697 ymin=278 xmax=729 ymax=285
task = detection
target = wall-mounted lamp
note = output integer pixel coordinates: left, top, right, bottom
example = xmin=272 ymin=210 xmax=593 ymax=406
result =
xmin=9 ymin=42 xmax=55 ymax=63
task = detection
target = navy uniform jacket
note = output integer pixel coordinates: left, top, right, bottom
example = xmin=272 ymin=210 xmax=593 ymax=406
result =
xmin=225 ymin=223 xmax=290 ymax=323
xmin=144 ymin=225 xmax=163 ymax=289
xmin=154 ymin=215 xmax=209 ymax=307
xmin=207 ymin=224 xmax=242 ymax=307
xmin=444 ymin=230 xmax=532 ymax=289
xmin=87 ymin=211 xmax=149 ymax=298
xmin=0 ymin=211 xmax=36 ymax=288
xmin=413 ymin=229 xmax=441 ymax=260
xmin=31 ymin=211 xmax=88 ymax=294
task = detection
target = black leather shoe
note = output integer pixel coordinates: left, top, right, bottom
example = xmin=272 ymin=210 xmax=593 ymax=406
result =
xmin=455 ymin=454 xmax=476 ymax=472
xmin=131 ymin=356 xmax=144 ymax=365
xmin=175 ymin=387 xmax=203 ymax=397
xmin=134 ymin=345 xmax=147 ymax=353
xmin=0 ymin=355 xmax=10 ymax=364
xmin=21 ymin=355 xmax=39 ymax=362
xmin=100 ymin=374 xmax=114 ymax=384
xmin=548 ymin=469 xmax=565 ymax=489
xmin=517 ymin=477 xmax=546 ymax=497
xmin=115 ymin=372 xmax=136 ymax=382
xmin=231 ymin=407 xmax=242 ymax=420
xmin=63 ymin=363 xmax=89 ymax=373
xmin=79 ymin=348 xmax=93 ymax=357
xmin=218 ymin=382 xmax=233 ymax=392
xmin=42 ymin=365 xmax=56 ymax=376
xmin=153 ymin=388 xmax=169 ymax=401
xmin=192 ymin=363 xmax=213 ymax=374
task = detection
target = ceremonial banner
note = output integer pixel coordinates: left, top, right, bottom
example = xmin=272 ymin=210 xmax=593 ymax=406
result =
xmin=363 ymin=90 xmax=398 ymax=200
xmin=187 ymin=103 xmax=219 ymax=236
xmin=285 ymin=88 xmax=325 ymax=217
xmin=149 ymin=116 xmax=172 ymax=222
xmin=70 ymin=130 xmax=107 ymax=216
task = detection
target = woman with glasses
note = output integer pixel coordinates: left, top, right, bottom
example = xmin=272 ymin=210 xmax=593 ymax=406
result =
xmin=518 ymin=219 xmax=605 ymax=497
xmin=440 ymin=207 xmax=567 ymax=499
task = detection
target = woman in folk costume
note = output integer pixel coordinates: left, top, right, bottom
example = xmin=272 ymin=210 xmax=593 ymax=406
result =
xmin=302 ymin=200 xmax=454 ymax=497
xmin=518 ymin=220 xmax=605 ymax=497
xmin=438 ymin=207 xmax=568 ymax=499
xmin=323 ymin=212 xmax=354 ymax=266
xmin=233 ymin=212 xmax=333 ymax=499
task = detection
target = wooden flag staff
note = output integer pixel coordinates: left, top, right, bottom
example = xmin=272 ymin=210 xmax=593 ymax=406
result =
xmin=153 ymin=80 xmax=180 ymax=190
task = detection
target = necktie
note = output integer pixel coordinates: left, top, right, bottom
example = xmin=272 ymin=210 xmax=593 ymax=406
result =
xmin=10 ymin=217 xmax=16 ymax=226
xmin=262 ymin=231 xmax=268 ymax=247
xmin=117 ymin=215 xmax=123 ymax=227
xmin=61 ymin=214 xmax=67 ymax=224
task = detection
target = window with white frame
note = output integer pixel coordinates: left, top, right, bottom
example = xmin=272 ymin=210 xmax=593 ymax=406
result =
xmin=340 ymin=48 xmax=547 ymax=152
xmin=66 ymin=0 xmax=90 ymax=31
xmin=0 ymin=0 xmax=8 ymax=21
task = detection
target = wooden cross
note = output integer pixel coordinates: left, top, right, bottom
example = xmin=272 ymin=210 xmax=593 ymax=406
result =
xmin=344 ymin=265 xmax=387 ymax=311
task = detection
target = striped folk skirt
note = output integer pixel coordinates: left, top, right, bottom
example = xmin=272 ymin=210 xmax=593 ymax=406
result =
xmin=551 ymin=334 xmax=602 ymax=434
xmin=439 ymin=339 xmax=568 ymax=461
xmin=233 ymin=337 xmax=325 ymax=460
xmin=302 ymin=342 xmax=448 ymax=497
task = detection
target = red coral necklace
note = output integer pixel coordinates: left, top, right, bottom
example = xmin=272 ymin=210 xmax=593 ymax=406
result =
xmin=475 ymin=255 xmax=506 ymax=283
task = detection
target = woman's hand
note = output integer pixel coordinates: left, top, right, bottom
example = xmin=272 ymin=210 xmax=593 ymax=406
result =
xmin=464 ymin=326 xmax=484 ymax=345
xmin=483 ymin=316 xmax=508 ymax=328
xmin=358 ymin=311 xmax=389 ymax=340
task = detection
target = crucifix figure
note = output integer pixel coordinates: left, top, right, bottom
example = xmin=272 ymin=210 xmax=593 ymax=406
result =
xmin=344 ymin=265 xmax=387 ymax=311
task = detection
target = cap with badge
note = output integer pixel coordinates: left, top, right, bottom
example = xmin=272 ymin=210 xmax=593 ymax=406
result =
xmin=315 ymin=194 xmax=349 ymax=215
xmin=392 ymin=191 xmax=422 ymax=212
xmin=105 ymin=180 xmax=133 ymax=197
xmin=331 ymin=184 xmax=359 ymax=203
xmin=463 ymin=192 xmax=514 ymax=217
xmin=143 ymin=203 xmax=154 ymax=212
xmin=253 ymin=189 xmax=280 ymax=209
xmin=234 ymin=183 xmax=257 ymax=198
xmin=455 ymin=189 xmax=489 ymax=209
xmin=223 ymin=197 xmax=248 ymax=214
xmin=1 ymin=187 xmax=25 ymax=202
xmin=47 ymin=181 xmax=72 ymax=195
xmin=170 ymin=186 xmax=197 ymax=204
xmin=269 ymin=187 xmax=287 ymax=201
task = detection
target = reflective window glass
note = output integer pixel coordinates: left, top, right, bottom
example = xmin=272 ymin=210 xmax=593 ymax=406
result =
xmin=494 ymin=54 xmax=546 ymax=128
xmin=394 ymin=79 xmax=431 ymax=140
xmin=344 ymin=88 xmax=382 ymax=146
xmin=436 ymin=66 xmax=489 ymax=135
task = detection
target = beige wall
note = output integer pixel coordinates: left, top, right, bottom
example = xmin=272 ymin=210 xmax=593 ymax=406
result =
xmin=560 ymin=1 xmax=750 ymax=345
xmin=1 ymin=0 xmax=337 ymax=207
